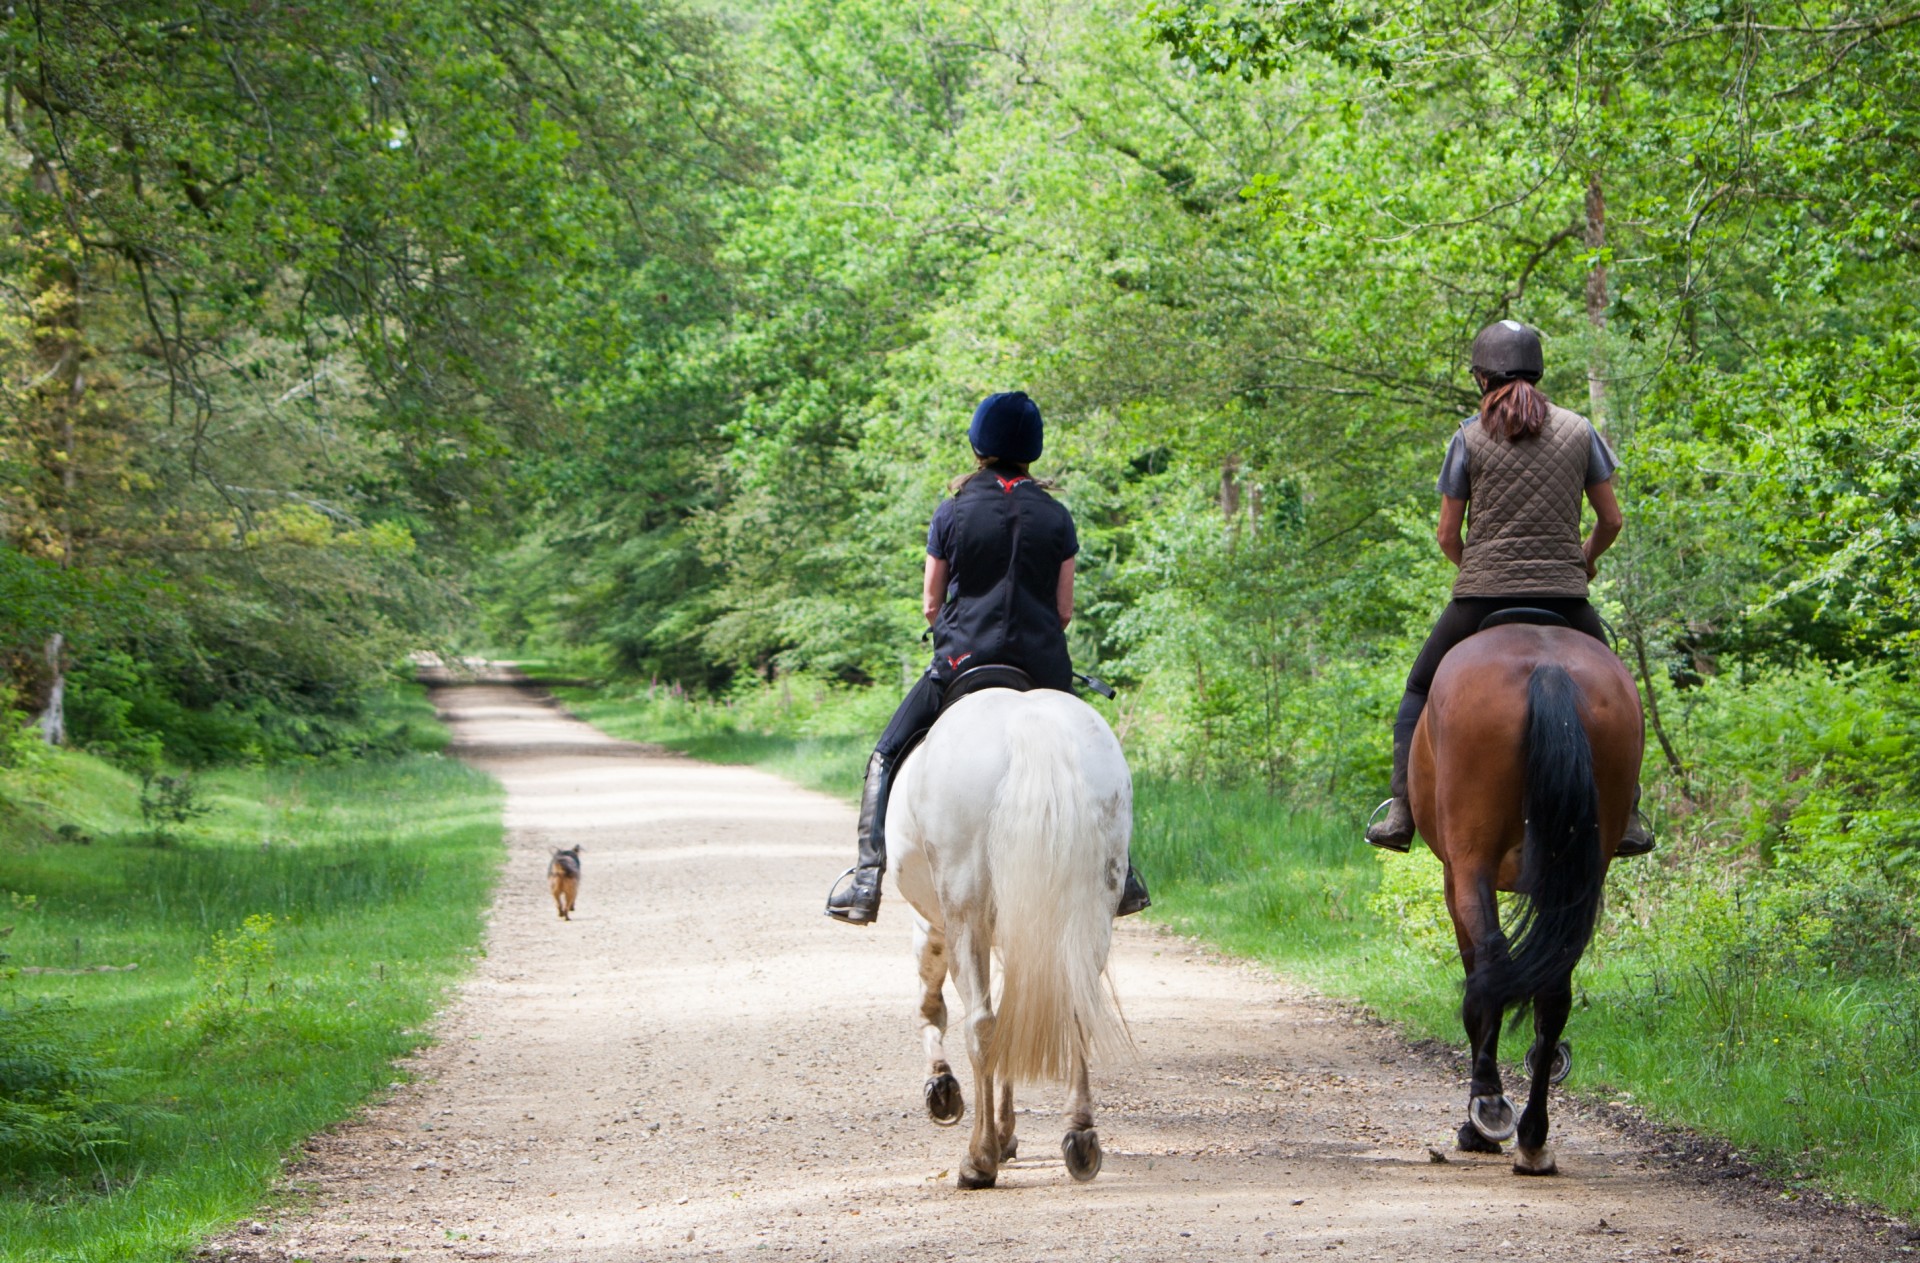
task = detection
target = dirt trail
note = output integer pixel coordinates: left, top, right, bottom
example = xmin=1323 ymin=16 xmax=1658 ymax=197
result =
xmin=211 ymin=673 xmax=1900 ymax=1262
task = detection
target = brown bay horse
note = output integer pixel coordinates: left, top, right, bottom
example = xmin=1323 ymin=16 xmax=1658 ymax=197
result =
xmin=1409 ymin=619 xmax=1642 ymax=1175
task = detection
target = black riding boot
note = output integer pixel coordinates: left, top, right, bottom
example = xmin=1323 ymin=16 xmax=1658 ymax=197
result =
xmin=825 ymin=751 xmax=894 ymax=925
xmin=1617 ymin=786 xmax=1656 ymax=857
xmin=1364 ymin=736 xmax=1416 ymax=853
xmin=1116 ymin=862 xmax=1151 ymax=916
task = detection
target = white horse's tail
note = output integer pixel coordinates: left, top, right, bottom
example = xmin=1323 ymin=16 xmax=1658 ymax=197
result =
xmin=985 ymin=706 xmax=1131 ymax=1084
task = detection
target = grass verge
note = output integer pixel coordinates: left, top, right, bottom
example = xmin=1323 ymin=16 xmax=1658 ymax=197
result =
xmin=558 ymin=675 xmax=1920 ymax=1219
xmin=0 ymin=684 xmax=503 ymax=1263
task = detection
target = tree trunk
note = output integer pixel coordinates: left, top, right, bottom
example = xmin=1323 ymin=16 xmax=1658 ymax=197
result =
xmin=1583 ymin=170 xmax=1609 ymax=430
xmin=1220 ymin=453 xmax=1241 ymax=521
xmin=23 ymin=151 xmax=85 ymax=746
xmin=1627 ymin=621 xmax=1691 ymax=797
xmin=38 ymin=633 xmax=66 ymax=746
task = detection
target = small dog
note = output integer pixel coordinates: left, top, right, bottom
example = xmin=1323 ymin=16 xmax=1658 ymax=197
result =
xmin=548 ymin=846 xmax=582 ymax=921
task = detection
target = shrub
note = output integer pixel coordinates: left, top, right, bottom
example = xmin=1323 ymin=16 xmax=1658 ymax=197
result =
xmin=1367 ymin=845 xmax=1458 ymax=968
xmin=138 ymin=772 xmax=212 ymax=843
xmin=187 ymin=914 xmax=283 ymax=1037
xmin=0 ymin=998 xmax=139 ymax=1179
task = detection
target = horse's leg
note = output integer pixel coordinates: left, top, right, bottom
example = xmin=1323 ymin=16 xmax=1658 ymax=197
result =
xmin=1450 ymin=870 xmax=1513 ymax=1153
xmin=996 ymin=1080 xmax=1017 ymax=1161
xmin=1061 ymin=1048 xmax=1103 ymax=1182
xmin=950 ymin=922 xmax=1000 ymax=1189
xmin=1514 ymin=979 xmax=1572 ymax=1175
xmin=916 ymin=918 xmax=964 ymax=1126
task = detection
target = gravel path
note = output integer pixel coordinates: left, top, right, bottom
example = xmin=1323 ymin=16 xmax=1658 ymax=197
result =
xmin=207 ymin=673 xmax=1904 ymax=1262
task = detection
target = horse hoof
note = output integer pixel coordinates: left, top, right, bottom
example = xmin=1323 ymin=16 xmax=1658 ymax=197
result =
xmin=957 ymin=1163 xmax=996 ymax=1190
xmin=1513 ymin=1144 xmax=1558 ymax=1176
xmin=1468 ymin=1095 xmax=1517 ymax=1143
xmin=1000 ymin=1136 xmax=1019 ymax=1162
xmin=924 ymin=1073 xmax=964 ymax=1126
xmin=1062 ymin=1128 xmax=1103 ymax=1183
xmin=1524 ymin=1040 xmax=1573 ymax=1086
xmin=1456 ymin=1121 xmax=1503 ymax=1154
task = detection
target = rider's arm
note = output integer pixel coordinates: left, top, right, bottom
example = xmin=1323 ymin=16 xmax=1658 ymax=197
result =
xmin=1057 ymin=558 xmax=1075 ymax=629
xmin=1437 ymin=495 xmax=1467 ymax=567
xmin=923 ymin=555 xmax=950 ymax=625
xmin=1583 ymin=477 xmax=1624 ymax=577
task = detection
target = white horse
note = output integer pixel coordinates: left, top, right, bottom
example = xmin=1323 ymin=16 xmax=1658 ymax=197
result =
xmin=888 ymin=686 xmax=1134 ymax=1189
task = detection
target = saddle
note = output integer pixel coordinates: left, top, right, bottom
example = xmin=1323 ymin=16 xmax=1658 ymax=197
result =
xmin=941 ymin=663 xmax=1035 ymax=708
xmin=1477 ymin=607 xmax=1571 ymax=633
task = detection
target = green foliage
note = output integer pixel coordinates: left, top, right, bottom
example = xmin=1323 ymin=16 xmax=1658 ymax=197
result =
xmin=0 ymin=687 xmax=44 ymax=771
xmin=1143 ymin=0 xmax=1392 ymax=79
xmin=1366 ymin=846 xmax=1457 ymax=968
xmin=2 ymin=0 xmax=739 ymax=749
xmin=187 ymin=915 xmax=283 ymax=1038
xmin=137 ymin=772 xmax=212 ymax=845
xmin=1665 ymin=664 xmax=1920 ymax=875
xmin=0 ymin=700 xmax=502 ymax=1254
xmin=0 ymin=998 xmax=140 ymax=1180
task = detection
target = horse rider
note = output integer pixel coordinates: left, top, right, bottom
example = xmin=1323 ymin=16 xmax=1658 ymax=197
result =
xmin=1365 ymin=320 xmax=1656 ymax=857
xmin=825 ymin=390 xmax=1153 ymax=926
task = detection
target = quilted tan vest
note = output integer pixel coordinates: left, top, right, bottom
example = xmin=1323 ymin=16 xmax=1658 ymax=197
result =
xmin=1453 ymin=403 xmax=1595 ymax=598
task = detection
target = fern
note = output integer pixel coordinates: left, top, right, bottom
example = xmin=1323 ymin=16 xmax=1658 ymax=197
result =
xmin=0 ymin=998 xmax=144 ymax=1178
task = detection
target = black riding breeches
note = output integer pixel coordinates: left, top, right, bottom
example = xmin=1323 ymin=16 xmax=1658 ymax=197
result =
xmin=1392 ymin=596 xmax=1608 ymax=750
xmin=875 ymin=672 xmax=945 ymax=764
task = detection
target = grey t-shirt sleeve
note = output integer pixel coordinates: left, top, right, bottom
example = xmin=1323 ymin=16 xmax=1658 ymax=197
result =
xmin=1586 ymin=424 xmax=1620 ymax=487
xmin=1436 ymin=427 xmax=1472 ymax=499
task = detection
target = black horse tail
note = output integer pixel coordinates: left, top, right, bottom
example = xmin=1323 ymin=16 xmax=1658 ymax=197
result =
xmin=1470 ymin=664 xmax=1606 ymax=1021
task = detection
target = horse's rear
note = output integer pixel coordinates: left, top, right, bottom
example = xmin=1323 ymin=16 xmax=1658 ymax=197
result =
xmin=1410 ymin=624 xmax=1641 ymax=1175
xmin=890 ymin=688 xmax=1132 ymax=1189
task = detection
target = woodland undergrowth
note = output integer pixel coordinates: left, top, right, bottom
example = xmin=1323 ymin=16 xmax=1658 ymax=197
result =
xmin=0 ymin=686 xmax=503 ymax=1263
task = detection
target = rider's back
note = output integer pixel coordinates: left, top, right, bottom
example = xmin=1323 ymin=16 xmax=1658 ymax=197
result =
xmin=1453 ymin=404 xmax=1598 ymax=598
xmin=930 ymin=471 xmax=1077 ymax=690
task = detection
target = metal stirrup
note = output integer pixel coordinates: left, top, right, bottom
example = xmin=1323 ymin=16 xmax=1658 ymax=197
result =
xmin=824 ymin=866 xmax=877 ymax=920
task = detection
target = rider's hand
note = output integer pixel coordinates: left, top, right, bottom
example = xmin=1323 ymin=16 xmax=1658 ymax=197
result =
xmin=1584 ymin=556 xmax=1599 ymax=581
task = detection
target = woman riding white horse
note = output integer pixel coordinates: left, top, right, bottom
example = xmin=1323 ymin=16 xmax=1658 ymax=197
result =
xmin=824 ymin=391 xmax=1149 ymax=926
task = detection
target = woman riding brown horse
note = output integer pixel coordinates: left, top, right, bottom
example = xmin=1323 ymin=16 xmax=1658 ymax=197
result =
xmin=1412 ymin=618 xmax=1642 ymax=1173
xmin=1366 ymin=320 xmax=1654 ymax=858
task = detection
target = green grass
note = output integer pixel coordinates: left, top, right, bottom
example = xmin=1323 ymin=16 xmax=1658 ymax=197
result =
xmin=560 ymin=678 xmax=1920 ymax=1219
xmin=0 ymin=684 xmax=503 ymax=1262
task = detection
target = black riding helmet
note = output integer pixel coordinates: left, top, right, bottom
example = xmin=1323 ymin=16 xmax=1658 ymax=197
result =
xmin=1470 ymin=320 xmax=1544 ymax=383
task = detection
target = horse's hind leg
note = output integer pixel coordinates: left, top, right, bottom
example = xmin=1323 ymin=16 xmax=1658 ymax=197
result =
xmin=950 ymin=922 xmax=1000 ymax=1189
xmin=915 ymin=918 xmax=963 ymax=1126
xmin=1514 ymin=979 xmax=1572 ymax=1175
xmin=1451 ymin=873 xmax=1513 ymax=1153
xmin=1061 ymin=1049 xmax=1102 ymax=1182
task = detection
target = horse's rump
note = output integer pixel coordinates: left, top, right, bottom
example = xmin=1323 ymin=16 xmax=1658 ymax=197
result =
xmin=891 ymin=689 xmax=1133 ymax=1085
xmin=1414 ymin=626 xmax=1640 ymax=880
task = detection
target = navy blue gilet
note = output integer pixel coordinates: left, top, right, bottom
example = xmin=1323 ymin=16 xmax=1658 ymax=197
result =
xmin=930 ymin=471 xmax=1077 ymax=691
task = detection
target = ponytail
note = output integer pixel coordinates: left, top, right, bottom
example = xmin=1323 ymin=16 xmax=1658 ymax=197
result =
xmin=1480 ymin=378 xmax=1549 ymax=441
